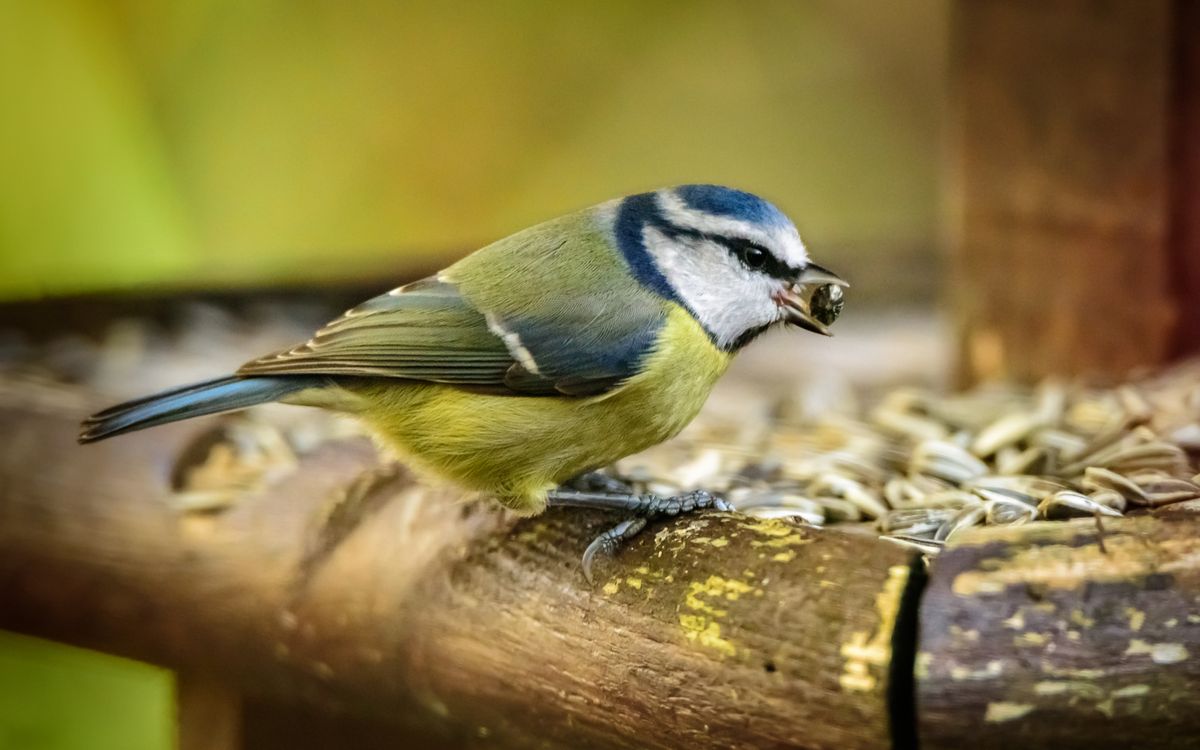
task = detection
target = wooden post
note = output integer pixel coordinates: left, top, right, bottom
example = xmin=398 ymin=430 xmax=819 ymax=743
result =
xmin=948 ymin=0 xmax=1200 ymax=383
xmin=1169 ymin=0 xmax=1200 ymax=357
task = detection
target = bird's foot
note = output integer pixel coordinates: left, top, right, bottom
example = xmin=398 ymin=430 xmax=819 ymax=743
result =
xmin=544 ymin=487 xmax=732 ymax=584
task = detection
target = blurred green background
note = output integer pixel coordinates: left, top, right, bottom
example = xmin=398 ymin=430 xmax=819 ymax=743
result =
xmin=0 ymin=1 xmax=947 ymax=747
xmin=0 ymin=632 xmax=172 ymax=750
xmin=0 ymin=0 xmax=946 ymax=301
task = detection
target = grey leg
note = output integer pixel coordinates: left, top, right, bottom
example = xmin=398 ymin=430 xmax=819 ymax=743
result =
xmin=545 ymin=487 xmax=732 ymax=583
xmin=562 ymin=470 xmax=634 ymax=495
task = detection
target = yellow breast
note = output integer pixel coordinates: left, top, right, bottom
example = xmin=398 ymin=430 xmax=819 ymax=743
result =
xmin=350 ymin=305 xmax=732 ymax=513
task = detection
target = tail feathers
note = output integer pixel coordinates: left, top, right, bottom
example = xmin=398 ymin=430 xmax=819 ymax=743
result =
xmin=79 ymin=375 xmax=325 ymax=444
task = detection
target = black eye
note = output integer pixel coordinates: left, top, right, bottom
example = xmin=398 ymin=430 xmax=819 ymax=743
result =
xmin=732 ymin=241 xmax=768 ymax=269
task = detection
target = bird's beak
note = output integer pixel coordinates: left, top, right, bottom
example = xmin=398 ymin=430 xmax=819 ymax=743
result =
xmin=775 ymin=263 xmax=849 ymax=336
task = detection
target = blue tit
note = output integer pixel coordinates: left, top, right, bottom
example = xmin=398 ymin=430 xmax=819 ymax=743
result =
xmin=80 ymin=184 xmax=847 ymax=578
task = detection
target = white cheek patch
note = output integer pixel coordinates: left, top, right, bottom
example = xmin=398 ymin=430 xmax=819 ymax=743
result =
xmin=656 ymin=191 xmax=809 ymax=269
xmin=643 ymin=225 xmax=782 ymax=348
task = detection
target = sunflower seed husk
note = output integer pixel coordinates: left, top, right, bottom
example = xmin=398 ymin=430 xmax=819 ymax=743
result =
xmin=911 ymin=440 xmax=990 ymax=484
xmin=995 ymin=445 xmax=1046 ymax=475
xmin=743 ymin=506 xmax=825 ymax=525
xmin=971 ymin=412 xmax=1043 ymax=457
xmin=882 ymin=535 xmax=946 ymax=555
xmin=1129 ymin=475 xmax=1200 ymax=507
xmin=884 ymin=476 xmax=927 ymax=508
xmin=669 ymin=449 xmax=727 ymax=489
xmin=728 ymin=489 xmax=823 ymax=515
xmin=1038 ymin=490 xmax=1124 ymax=519
xmin=918 ymin=489 xmax=981 ymax=509
xmin=1118 ymin=386 xmax=1154 ymax=426
xmin=966 ymin=475 xmax=1065 ymax=505
xmin=934 ymin=504 xmax=987 ymax=542
xmin=1061 ymin=437 xmax=1186 ymax=475
xmin=1033 ymin=429 xmax=1090 ymax=457
xmin=871 ymin=406 xmax=949 ymax=441
xmin=879 ymin=507 xmax=959 ymax=536
xmin=984 ymin=497 xmax=1039 ymax=525
xmin=808 ymin=472 xmax=888 ymax=519
xmin=1080 ymin=467 xmax=1147 ymax=504
xmin=1087 ymin=489 xmax=1127 ymax=513
xmin=1168 ymin=424 xmax=1200 ymax=451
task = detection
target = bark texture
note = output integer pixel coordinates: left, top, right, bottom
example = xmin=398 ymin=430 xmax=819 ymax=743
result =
xmin=919 ymin=516 xmax=1200 ymax=750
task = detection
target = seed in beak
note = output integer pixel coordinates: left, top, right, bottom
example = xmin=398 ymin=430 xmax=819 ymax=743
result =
xmin=811 ymin=284 xmax=845 ymax=327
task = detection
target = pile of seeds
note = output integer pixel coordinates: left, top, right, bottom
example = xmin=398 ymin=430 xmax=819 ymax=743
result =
xmin=613 ymin=361 xmax=1200 ymax=554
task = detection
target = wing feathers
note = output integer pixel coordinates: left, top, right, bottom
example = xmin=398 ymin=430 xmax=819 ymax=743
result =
xmin=238 ymin=243 xmax=666 ymax=397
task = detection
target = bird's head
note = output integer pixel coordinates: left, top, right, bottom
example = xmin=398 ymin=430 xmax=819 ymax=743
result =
xmin=611 ymin=184 xmax=848 ymax=351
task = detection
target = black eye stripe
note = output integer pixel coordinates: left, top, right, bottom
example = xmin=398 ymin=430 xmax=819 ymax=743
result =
xmin=713 ymin=236 xmax=795 ymax=279
xmin=653 ymin=218 xmax=799 ymax=280
xmin=724 ymin=237 xmax=768 ymax=268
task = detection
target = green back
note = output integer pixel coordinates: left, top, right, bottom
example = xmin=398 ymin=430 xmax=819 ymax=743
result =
xmin=240 ymin=208 xmax=670 ymax=396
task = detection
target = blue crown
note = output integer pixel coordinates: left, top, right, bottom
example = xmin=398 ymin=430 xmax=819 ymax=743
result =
xmin=675 ymin=184 xmax=789 ymax=228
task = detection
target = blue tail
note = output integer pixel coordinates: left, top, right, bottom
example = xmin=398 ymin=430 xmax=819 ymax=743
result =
xmin=79 ymin=375 xmax=325 ymax=443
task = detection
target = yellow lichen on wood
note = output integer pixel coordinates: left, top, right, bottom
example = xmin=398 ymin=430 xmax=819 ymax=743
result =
xmin=1125 ymin=607 xmax=1146 ymax=632
xmin=678 ymin=614 xmax=737 ymax=659
xmin=601 ymin=560 xmax=673 ymax=600
xmin=984 ymin=702 xmax=1034 ymax=723
xmin=685 ymin=585 xmax=728 ymax=618
xmin=743 ymin=519 xmax=797 ymax=538
xmin=951 ymin=531 xmax=1200 ymax=597
xmin=914 ymin=652 xmax=933 ymax=680
xmin=1041 ymin=666 xmax=1107 ymax=680
xmin=949 ymin=660 xmax=1003 ymax=681
xmin=1033 ymin=680 xmax=1104 ymax=700
xmin=743 ymin=518 xmax=814 ymax=551
xmin=950 ymin=517 xmax=1161 ymax=547
xmin=684 ymin=575 xmax=760 ymax=614
xmin=676 ymin=574 xmax=762 ymax=658
xmin=839 ymin=564 xmax=910 ymax=692
xmin=1023 ymin=680 xmax=1163 ymax=720
xmin=1124 ymin=639 xmax=1190 ymax=664
xmin=1014 ymin=632 xmax=1048 ymax=647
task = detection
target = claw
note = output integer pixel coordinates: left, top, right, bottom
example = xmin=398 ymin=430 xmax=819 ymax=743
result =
xmin=582 ymin=517 xmax=646 ymax=585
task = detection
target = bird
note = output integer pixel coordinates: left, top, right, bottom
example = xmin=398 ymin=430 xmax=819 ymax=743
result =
xmin=80 ymin=184 xmax=847 ymax=580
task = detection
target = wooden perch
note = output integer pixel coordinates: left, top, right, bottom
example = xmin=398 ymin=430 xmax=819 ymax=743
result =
xmin=0 ymin=382 xmax=916 ymax=750
xmin=4 ymin=378 xmax=1200 ymax=748
xmin=918 ymin=516 xmax=1200 ymax=750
